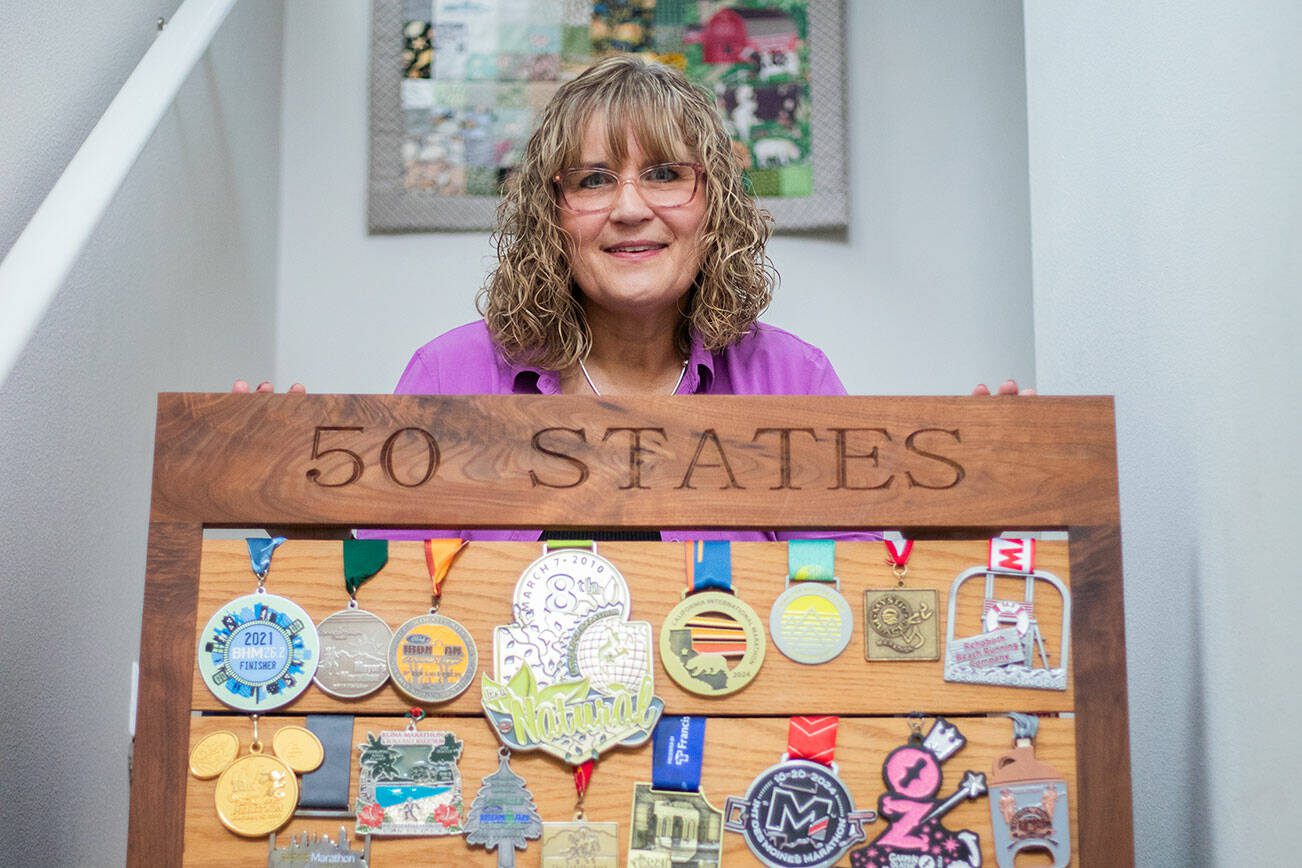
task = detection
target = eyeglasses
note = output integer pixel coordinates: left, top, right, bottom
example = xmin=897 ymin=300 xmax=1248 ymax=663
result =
xmin=553 ymin=162 xmax=704 ymax=213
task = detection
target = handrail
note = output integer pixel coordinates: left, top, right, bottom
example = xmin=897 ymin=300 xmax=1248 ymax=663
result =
xmin=0 ymin=0 xmax=238 ymax=387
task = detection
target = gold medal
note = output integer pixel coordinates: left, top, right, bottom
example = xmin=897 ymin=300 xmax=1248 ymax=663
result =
xmin=213 ymin=747 xmax=298 ymax=837
xmin=659 ymin=590 xmax=765 ymax=697
xmin=188 ymin=730 xmax=240 ymax=780
xmin=542 ymin=820 xmax=619 ymax=866
xmin=271 ymin=725 xmax=324 ymax=774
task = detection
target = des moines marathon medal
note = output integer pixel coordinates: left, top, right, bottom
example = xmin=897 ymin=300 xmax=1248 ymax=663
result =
xmin=628 ymin=715 xmax=723 ymax=868
xmin=198 ymin=538 xmax=318 ymax=712
xmin=354 ymin=710 xmax=465 ymax=837
xmin=661 ymin=541 xmax=766 ymax=697
xmin=314 ymin=540 xmax=392 ymax=699
xmin=944 ymin=538 xmax=1072 ymax=690
xmin=850 ymin=717 xmax=987 ymax=868
xmin=989 ymin=713 xmax=1070 ymax=867
xmin=864 ymin=540 xmax=939 ymax=661
xmin=724 ymin=716 xmax=875 ymax=868
xmin=389 ymin=539 xmax=477 ymax=704
xmin=483 ymin=542 xmax=662 ymax=764
xmin=771 ymin=539 xmax=853 ymax=664
xmin=464 ymin=748 xmax=543 ymax=867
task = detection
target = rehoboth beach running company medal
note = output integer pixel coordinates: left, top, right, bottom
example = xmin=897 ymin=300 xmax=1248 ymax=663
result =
xmin=314 ymin=539 xmax=392 ymax=699
xmin=724 ymin=716 xmax=875 ymax=868
xmin=388 ymin=539 xmax=477 ymax=704
xmin=660 ymin=541 xmax=766 ymax=697
xmin=197 ymin=538 xmax=318 ymax=712
xmin=770 ymin=539 xmax=853 ymax=664
xmin=628 ymin=715 xmax=723 ymax=867
xmin=864 ymin=539 xmax=939 ymax=661
xmin=482 ymin=542 xmax=662 ymax=764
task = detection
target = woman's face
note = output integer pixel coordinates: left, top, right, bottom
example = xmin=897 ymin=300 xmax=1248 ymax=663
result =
xmin=558 ymin=118 xmax=708 ymax=325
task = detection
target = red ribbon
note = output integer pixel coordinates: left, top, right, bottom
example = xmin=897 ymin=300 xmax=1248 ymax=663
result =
xmin=787 ymin=716 xmax=839 ymax=767
xmin=884 ymin=539 xmax=914 ymax=568
xmin=573 ymin=760 xmax=595 ymax=799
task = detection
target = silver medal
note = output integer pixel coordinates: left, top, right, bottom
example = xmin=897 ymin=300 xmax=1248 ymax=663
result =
xmin=314 ymin=605 xmax=392 ymax=699
xmin=769 ymin=580 xmax=853 ymax=664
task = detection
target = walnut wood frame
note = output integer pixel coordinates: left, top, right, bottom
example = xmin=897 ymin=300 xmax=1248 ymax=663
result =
xmin=128 ymin=393 xmax=1132 ymax=865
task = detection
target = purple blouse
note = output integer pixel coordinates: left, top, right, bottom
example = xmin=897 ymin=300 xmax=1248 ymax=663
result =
xmin=359 ymin=320 xmax=880 ymax=542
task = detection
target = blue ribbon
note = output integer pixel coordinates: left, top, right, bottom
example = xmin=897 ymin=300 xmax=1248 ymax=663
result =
xmin=246 ymin=536 xmax=287 ymax=578
xmin=688 ymin=540 xmax=732 ymax=592
xmin=788 ymin=539 xmax=836 ymax=582
xmin=652 ymin=715 xmax=706 ymax=792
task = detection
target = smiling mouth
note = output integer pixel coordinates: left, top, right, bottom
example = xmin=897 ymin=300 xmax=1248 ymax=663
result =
xmin=604 ymin=242 xmax=667 ymax=254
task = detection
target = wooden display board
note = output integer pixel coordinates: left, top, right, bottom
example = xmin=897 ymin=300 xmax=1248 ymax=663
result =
xmin=129 ymin=394 xmax=1133 ymax=866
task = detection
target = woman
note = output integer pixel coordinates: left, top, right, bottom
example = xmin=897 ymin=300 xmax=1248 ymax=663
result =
xmin=237 ymin=57 xmax=1029 ymax=539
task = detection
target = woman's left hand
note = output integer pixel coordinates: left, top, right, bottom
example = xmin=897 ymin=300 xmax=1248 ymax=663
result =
xmin=971 ymin=379 xmax=1036 ymax=396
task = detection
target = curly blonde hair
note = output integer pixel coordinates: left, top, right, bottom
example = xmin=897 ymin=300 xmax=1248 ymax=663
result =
xmin=478 ymin=55 xmax=776 ymax=370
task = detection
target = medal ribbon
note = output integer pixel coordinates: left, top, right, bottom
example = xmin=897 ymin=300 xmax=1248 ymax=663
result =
xmin=573 ymin=759 xmax=595 ymax=814
xmin=652 ymin=716 xmax=706 ymax=792
xmin=988 ymin=537 xmax=1036 ymax=574
xmin=786 ymin=715 xmax=839 ymax=767
xmin=788 ymin=539 xmax=836 ymax=582
xmin=545 ymin=540 xmax=595 ymax=551
xmin=424 ymin=538 xmax=468 ymax=596
xmin=246 ymin=537 xmax=286 ymax=580
xmin=685 ymin=541 xmax=732 ymax=592
xmin=342 ymin=539 xmax=388 ymax=597
xmin=884 ymin=539 xmax=914 ymax=569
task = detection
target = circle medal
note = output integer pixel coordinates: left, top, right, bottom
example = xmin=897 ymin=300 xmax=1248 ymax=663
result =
xmin=213 ymin=751 xmax=298 ymax=837
xmin=659 ymin=590 xmax=766 ymax=696
xmin=723 ymin=760 xmax=873 ymax=868
xmin=189 ymin=730 xmax=239 ymax=779
xmin=313 ymin=606 xmax=393 ymax=699
xmin=388 ymin=613 xmax=478 ymax=703
xmin=197 ymin=591 xmax=319 ymax=712
xmin=272 ymin=725 xmax=325 ymax=773
xmin=769 ymin=582 xmax=853 ymax=664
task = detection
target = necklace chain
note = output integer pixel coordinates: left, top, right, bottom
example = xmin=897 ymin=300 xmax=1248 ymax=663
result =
xmin=576 ymin=358 xmax=689 ymax=396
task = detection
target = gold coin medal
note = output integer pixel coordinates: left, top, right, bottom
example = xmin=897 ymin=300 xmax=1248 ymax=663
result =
xmin=197 ymin=538 xmax=319 ymax=712
xmin=313 ymin=539 xmax=392 ymax=700
xmin=660 ymin=541 xmax=766 ymax=697
xmin=188 ymin=717 xmax=325 ymax=838
xmin=863 ymin=539 xmax=940 ymax=661
xmin=628 ymin=715 xmax=723 ymax=867
xmin=388 ymin=539 xmax=477 ymax=704
xmin=770 ymin=539 xmax=853 ymax=664
xmin=943 ymin=538 xmax=1071 ymax=690
xmin=541 ymin=761 xmax=619 ymax=868
xmin=482 ymin=542 xmax=662 ymax=765
xmin=354 ymin=709 xmax=466 ymax=837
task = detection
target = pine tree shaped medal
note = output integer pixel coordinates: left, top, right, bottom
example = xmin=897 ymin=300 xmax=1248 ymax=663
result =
xmin=850 ymin=717 xmax=988 ymax=868
xmin=464 ymin=748 xmax=543 ymax=867
xmin=661 ymin=541 xmax=766 ymax=696
xmin=628 ymin=716 xmax=723 ymax=867
xmin=389 ymin=539 xmax=477 ymax=704
xmin=314 ymin=540 xmax=392 ymax=699
xmin=770 ymin=539 xmax=853 ymax=664
xmin=198 ymin=538 xmax=319 ymax=712
xmin=864 ymin=540 xmax=939 ymax=661
xmin=989 ymin=713 xmax=1070 ymax=866
xmin=724 ymin=716 xmax=876 ymax=868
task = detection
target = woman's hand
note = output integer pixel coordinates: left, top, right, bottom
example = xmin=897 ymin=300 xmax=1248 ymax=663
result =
xmin=971 ymin=379 xmax=1036 ymax=396
xmin=232 ymin=380 xmax=306 ymax=393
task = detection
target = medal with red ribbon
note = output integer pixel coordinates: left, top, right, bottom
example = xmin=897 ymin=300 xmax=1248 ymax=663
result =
xmin=864 ymin=538 xmax=939 ymax=661
xmin=724 ymin=716 xmax=875 ymax=867
xmin=540 ymin=759 xmax=619 ymax=866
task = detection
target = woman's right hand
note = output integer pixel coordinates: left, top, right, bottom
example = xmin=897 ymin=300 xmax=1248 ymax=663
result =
xmin=231 ymin=380 xmax=306 ymax=393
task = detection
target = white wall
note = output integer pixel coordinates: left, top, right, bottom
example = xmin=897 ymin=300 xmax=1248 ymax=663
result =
xmin=0 ymin=1 xmax=284 ymax=861
xmin=277 ymin=0 xmax=1034 ymax=395
xmin=1024 ymin=1 xmax=1301 ymax=863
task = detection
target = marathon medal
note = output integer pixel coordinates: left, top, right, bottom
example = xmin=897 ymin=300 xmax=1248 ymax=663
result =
xmin=660 ymin=541 xmax=766 ymax=697
xmin=197 ymin=538 xmax=318 ymax=712
xmin=864 ymin=540 xmax=939 ymax=661
xmin=541 ymin=760 xmax=618 ymax=867
xmin=850 ymin=717 xmax=987 ymax=868
xmin=464 ymin=748 xmax=544 ymax=867
xmin=724 ymin=716 xmax=875 ymax=868
xmin=354 ymin=710 xmax=465 ymax=836
xmin=268 ymin=826 xmax=371 ymax=867
xmin=989 ymin=713 xmax=1070 ymax=867
xmin=628 ymin=715 xmax=723 ymax=867
xmin=389 ymin=539 xmax=477 ymax=704
xmin=483 ymin=542 xmax=662 ymax=764
xmin=190 ymin=717 xmax=311 ymax=837
xmin=314 ymin=540 xmax=392 ymax=699
xmin=944 ymin=538 xmax=1072 ymax=690
xmin=770 ymin=539 xmax=853 ymax=664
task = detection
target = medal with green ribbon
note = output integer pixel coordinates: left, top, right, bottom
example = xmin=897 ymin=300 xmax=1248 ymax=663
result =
xmin=770 ymin=539 xmax=854 ymax=664
xmin=314 ymin=540 xmax=393 ymax=699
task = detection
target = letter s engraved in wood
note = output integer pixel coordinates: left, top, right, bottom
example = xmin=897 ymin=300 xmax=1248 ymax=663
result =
xmin=529 ymin=428 xmax=590 ymax=489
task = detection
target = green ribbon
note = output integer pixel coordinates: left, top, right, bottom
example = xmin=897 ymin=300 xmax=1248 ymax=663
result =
xmin=343 ymin=539 xmax=388 ymax=597
xmin=788 ymin=539 xmax=836 ymax=583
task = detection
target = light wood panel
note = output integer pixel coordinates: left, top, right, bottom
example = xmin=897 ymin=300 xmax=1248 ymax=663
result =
xmin=185 ymin=714 xmax=1078 ymax=867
